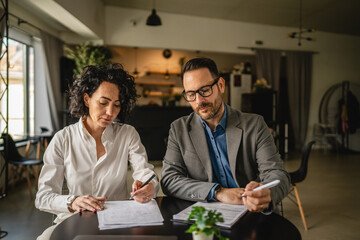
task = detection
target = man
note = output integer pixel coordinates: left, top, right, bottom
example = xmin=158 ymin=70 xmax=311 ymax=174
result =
xmin=161 ymin=57 xmax=290 ymax=213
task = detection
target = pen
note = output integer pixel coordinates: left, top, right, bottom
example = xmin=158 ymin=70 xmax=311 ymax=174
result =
xmin=129 ymin=174 xmax=156 ymax=200
xmin=241 ymin=179 xmax=280 ymax=197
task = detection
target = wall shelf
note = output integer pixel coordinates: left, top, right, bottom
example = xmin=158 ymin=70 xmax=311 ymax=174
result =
xmin=142 ymin=89 xmax=174 ymax=98
xmin=136 ymin=81 xmax=176 ymax=86
xmin=146 ymin=71 xmax=180 ymax=76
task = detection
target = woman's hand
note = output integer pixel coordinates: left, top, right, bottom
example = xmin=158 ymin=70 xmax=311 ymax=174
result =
xmin=131 ymin=180 xmax=155 ymax=203
xmin=71 ymin=195 xmax=107 ymax=213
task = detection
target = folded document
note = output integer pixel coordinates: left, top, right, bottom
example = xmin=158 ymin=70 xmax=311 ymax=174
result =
xmin=173 ymin=202 xmax=248 ymax=229
xmin=97 ymin=200 xmax=164 ymax=230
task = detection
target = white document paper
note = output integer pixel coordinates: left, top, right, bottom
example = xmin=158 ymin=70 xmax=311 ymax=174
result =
xmin=97 ymin=200 xmax=164 ymax=230
xmin=173 ymin=202 xmax=248 ymax=229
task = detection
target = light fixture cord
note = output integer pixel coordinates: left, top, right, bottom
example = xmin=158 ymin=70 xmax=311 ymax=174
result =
xmin=299 ymin=0 xmax=302 ymax=46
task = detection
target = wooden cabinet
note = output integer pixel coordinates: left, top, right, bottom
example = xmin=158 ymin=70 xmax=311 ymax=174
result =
xmin=127 ymin=106 xmax=193 ymax=160
xmin=241 ymin=90 xmax=277 ymax=127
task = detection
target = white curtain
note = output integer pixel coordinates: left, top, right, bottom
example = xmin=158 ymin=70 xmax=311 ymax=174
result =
xmin=33 ymin=38 xmax=53 ymax=133
xmin=40 ymin=31 xmax=63 ymax=130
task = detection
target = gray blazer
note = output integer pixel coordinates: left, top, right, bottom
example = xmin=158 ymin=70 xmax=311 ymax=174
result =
xmin=161 ymin=104 xmax=290 ymax=209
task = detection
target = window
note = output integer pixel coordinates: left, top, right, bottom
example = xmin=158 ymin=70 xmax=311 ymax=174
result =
xmin=0 ymin=38 xmax=35 ymax=140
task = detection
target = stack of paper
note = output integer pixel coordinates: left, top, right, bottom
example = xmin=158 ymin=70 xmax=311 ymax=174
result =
xmin=97 ymin=200 xmax=164 ymax=230
xmin=173 ymin=202 xmax=248 ymax=229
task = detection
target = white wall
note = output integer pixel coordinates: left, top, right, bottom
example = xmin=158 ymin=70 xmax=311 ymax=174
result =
xmin=56 ymin=0 xmax=105 ymax=39
xmin=9 ymin=1 xmax=61 ymax=38
xmin=105 ymin=6 xmax=360 ymax=148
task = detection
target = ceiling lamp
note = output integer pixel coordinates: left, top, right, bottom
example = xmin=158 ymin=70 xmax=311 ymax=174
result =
xmin=146 ymin=0 xmax=162 ymax=26
xmin=288 ymin=0 xmax=315 ymax=46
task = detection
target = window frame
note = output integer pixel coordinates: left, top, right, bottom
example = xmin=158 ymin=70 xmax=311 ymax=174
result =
xmin=0 ymin=36 xmax=35 ymax=143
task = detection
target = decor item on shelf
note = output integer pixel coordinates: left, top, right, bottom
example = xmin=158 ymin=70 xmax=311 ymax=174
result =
xmin=185 ymin=206 xmax=228 ymax=240
xmin=232 ymin=62 xmax=244 ymax=73
xmin=163 ymin=49 xmax=172 ymax=59
xmin=133 ymin=47 xmax=139 ymax=78
xmin=253 ymin=78 xmax=272 ymax=92
xmin=163 ymin=49 xmax=172 ymax=80
xmin=164 ymin=70 xmax=170 ymax=80
xmin=65 ymin=42 xmax=111 ymax=78
xmin=179 ymin=57 xmax=186 ymax=68
xmin=174 ymin=93 xmax=182 ymax=106
xmin=146 ymin=0 xmax=162 ymax=26
xmin=243 ymin=61 xmax=252 ymax=74
xmin=160 ymin=95 xmax=170 ymax=107
xmin=288 ymin=0 xmax=316 ymax=46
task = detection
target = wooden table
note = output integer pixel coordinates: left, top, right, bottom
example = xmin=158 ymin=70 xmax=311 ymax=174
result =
xmin=51 ymin=197 xmax=301 ymax=240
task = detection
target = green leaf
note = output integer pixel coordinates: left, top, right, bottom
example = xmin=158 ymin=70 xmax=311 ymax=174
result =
xmin=64 ymin=41 xmax=112 ymax=78
xmin=184 ymin=206 xmax=227 ymax=240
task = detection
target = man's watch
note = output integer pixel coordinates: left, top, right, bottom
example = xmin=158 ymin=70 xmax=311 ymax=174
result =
xmin=214 ymin=185 xmax=222 ymax=201
xmin=66 ymin=195 xmax=78 ymax=213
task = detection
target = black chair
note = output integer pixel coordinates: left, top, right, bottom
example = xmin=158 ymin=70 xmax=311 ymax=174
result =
xmin=37 ymin=127 xmax=53 ymax=159
xmin=1 ymin=133 xmax=43 ymax=198
xmin=288 ymin=140 xmax=316 ymax=231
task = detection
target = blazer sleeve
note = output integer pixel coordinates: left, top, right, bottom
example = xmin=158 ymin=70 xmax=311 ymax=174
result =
xmin=255 ymin=116 xmax=290 ymax=208
xmin=161 ymin=122 xmax=215 ymax=202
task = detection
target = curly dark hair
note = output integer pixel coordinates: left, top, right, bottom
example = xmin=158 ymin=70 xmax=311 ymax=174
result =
xmin=69 ymin=63 xmax=138 ymax=123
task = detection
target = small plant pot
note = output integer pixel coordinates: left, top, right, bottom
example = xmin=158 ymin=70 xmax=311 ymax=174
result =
xmin=192 ymin=232 xmax=214 ymax=240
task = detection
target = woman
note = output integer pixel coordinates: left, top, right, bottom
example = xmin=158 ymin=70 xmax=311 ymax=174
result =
xmin=35 ymin=63 xmax=158 ymax=239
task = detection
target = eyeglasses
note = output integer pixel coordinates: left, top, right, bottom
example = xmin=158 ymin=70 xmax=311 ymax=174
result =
xmin=182 ymin=77 xmax=219 ymax=102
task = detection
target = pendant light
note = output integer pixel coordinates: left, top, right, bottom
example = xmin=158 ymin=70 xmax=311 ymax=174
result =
xmin=146 ymin=0 xmax=162 ymax=26
xmin=288 ymin=0 xmax=315 ymax=46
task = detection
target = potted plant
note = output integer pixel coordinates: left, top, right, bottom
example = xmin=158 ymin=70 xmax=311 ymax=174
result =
xmin=160 ymin=95 xmax=170 ymax=107
xmin=253 ymin=78 xmax=272 ymax=93
xmin=173 ymin=93 xmax=182 ymax=106
xmin=65 ymin=42 xmax=112 ymax=78
xmin=185 ymin=206 xmax=229 ymax=240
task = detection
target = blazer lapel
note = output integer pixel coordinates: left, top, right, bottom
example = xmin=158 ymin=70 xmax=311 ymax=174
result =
xmin=188 ymin=114 xmax=213 ymax=182
xmin=225 ymin=105 xmax=243 ymax=186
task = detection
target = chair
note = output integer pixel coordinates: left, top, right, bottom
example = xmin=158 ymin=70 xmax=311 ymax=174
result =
xmin=1 ymin=133 xmax=43 ymax=198
xmin=313 ymin=123 xmax=339 ymax=152
xmin=288 ymin=140 xmax=315 ymax=231
xmin=37 ymin=127 xmax=52 ymax=159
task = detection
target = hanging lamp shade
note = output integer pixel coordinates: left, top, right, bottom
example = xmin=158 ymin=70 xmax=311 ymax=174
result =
xmin=146 ymin=9 xmax=162 ymax=26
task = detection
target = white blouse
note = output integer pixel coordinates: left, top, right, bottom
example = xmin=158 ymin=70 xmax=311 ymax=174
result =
xmin=35 ymin=118 xmax=159 ymax=223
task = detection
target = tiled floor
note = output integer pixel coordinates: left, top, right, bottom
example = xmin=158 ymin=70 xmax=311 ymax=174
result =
xmin=282 ymin=150 xmax=360 ymax=240
xmin=0 ymin=150 xmax=359 ymax=240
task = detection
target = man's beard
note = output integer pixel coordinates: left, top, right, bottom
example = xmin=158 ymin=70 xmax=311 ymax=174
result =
xmin=195 ymin=97 xmax=222 ymax=120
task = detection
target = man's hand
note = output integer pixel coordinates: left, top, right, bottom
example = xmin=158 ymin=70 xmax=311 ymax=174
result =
xmin=215 ymin=187 xmax=245 ymax=205
xmin=242 ymin=181 xmax=272 ymax=212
